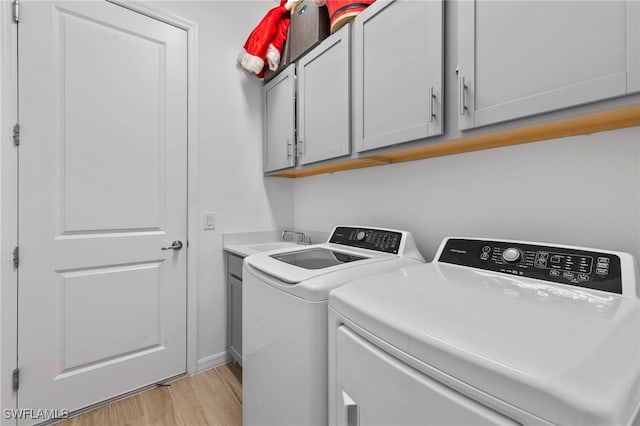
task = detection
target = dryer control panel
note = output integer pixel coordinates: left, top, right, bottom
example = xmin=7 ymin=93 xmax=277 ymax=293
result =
xmin=329 ymin=226 xmax=402 ymax=254
xmin=439 ymin=238 xmax=622 ymax=294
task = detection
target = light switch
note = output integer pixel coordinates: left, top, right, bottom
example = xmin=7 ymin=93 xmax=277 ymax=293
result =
xmin=203 ymin=213 xmax=216 ymax=230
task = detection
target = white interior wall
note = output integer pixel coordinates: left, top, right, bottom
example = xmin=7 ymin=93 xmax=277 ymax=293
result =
xmin=146 ymin=0 xmax=294 ymax=368
xmin=293 ymin=127 xmax=640 ymax=261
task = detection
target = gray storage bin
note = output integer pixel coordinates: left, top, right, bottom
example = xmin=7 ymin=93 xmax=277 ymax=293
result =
xmin=289 ymin=0 xmax=330 ymax=63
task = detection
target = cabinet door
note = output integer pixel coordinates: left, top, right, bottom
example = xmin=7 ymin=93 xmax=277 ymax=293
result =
xmin=458 ymin=0 xmax=640 ymax=130
xmin=229 ymin=275 xmax=243 ymax=364
xmin=263 ymin=64 xmax=296 ymax=172
xmin=354 ymin=0 xmax=443 ymax=153
xmin=297 ymin=25 xmax=351 ymax=165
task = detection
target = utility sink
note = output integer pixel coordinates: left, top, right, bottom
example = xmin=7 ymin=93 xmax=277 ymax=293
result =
xmin=244 ymin=242 xmax=301 ymax=252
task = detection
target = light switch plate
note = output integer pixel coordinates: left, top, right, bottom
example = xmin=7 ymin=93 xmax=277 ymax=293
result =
xmin=203 ymin=213 xmax=216 ymax=230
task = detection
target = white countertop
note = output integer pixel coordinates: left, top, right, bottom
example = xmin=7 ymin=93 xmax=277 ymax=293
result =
xmin=224 ymin=241 xmax=301 ymax=257
xmin=222 ymin=229 xmax=330 ymax=257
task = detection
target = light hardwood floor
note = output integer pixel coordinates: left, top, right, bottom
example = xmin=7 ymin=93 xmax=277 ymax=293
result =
xmin=59 ymin=363 xmax=242 ymax=426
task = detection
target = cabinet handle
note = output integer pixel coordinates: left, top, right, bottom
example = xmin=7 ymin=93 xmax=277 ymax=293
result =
xmin=341 ymin=390 xmax=358 ymax=426
xmin=428 ymin=86 xmax=435 ymax=123
xmin=287 ymin=139 xmax=292 ymax=159
xmin=298 ymin=140 xmax=303 ymax=158
xmin=459 ymin=75 xmax=467 ymax=116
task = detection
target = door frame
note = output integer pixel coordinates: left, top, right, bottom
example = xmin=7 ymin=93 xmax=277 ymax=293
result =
xmin=0 ymin=1 xmax=200 ymax=420
xmin=1 ymin=0 xmax=19 ymax=421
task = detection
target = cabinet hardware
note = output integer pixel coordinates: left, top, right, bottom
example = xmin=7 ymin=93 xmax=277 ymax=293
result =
xmin=428 ymin=86 xmax=435 ymax=123
xmin=12 ymin=123 xmax=20 ymax=146
xmin=12 ymin=368 xmax=19 ymax=391
xmin=12 ymin=0 xmax=19 ymax=23
xmin=286 ymin=139 xmax=292 ymax=159
xmin=12 ymin=246 xmax=19 ymax=269
xmin=459 ymin=75 xmax=467 ymax=116
xmin=298 ymin=140 xmax=303 ymax=158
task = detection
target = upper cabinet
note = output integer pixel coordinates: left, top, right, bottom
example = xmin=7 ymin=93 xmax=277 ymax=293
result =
xmin=262 ymin=0 xmax=640 ymax=178
xmin=297 ymin=25 xmax=351 ymax=165
xmin=457 ymin=0 xmax=640 ymax=130
xmin=263 ymin=64 xmax=296 ymax=172
xmin=354 ymin=0 xmax=444 ymax=153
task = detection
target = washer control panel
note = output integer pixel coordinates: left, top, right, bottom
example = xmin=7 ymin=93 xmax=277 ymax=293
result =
xmin=439 ymin=238 xmax=622 ymax=294
xmin=329 ymin=226 xmax=402 ymax=254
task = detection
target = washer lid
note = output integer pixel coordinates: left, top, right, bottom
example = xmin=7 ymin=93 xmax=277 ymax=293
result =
xmin=245 ymin=243 xmax=390 ymax=284
xmin=270 ymin=247 xmax=367 ymax=270
xmin=329 ymin=262 xmax=640 ymax=425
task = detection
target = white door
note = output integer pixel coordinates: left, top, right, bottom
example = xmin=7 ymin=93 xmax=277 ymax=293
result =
xmin=17 ymin=0 xmax=187 ymax=417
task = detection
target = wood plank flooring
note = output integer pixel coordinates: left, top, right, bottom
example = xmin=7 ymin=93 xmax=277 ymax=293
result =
xmin=59 ymin=363 xmax=243 ymax=426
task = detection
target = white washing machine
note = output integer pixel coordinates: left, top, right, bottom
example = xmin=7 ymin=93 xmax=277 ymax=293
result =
xmin=329 ymin=237 xmax=640 ymax=426
xmin=242 ymin=226 xmax=425 ymax=426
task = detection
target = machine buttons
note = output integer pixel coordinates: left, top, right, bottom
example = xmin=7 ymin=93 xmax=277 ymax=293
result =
xmin=534 ymin=252 xmax=549 ymax=268
xmin=480 ymin=245 xmax=491 ymax=261
xmin=438 ymin=239 xmax=623 ymax=294
xmin=330 ymin=227 xmax=404 ymax=254
xmin=502 ymin=248 xmax=521 ymax=263
xmin=595 ymin=256 xmax=609 ymax=276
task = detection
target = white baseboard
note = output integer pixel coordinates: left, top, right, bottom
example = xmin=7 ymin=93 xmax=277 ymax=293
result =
xmin=197 ymin=351 xmax=231 ymax=373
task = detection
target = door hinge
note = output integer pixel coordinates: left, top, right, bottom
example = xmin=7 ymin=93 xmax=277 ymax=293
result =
xmin=12 ymin=246 xmax=19 ymax=269
xmin=12 ymin=368 xmax=19 ymax=391
xmin=12 ymin=0 xmax=19 ymax=23
xmin=12 ymin=123 xmax=20 ymax=146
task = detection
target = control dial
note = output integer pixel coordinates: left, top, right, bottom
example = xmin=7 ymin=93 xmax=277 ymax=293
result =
xmin=356 ymin=231 xmax=366 ymax=241
xmin=502 ymin=247 xmax=522 ymax=263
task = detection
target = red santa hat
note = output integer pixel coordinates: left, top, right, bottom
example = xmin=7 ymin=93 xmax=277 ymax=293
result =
xmin=239 ymin=0 xmax=294 ymax=79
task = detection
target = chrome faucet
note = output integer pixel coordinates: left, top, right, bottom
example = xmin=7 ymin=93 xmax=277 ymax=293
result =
xmin=281 ymin=230 xmax=311 ymax=245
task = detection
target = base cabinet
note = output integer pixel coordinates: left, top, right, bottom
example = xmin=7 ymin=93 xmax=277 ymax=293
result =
xmin=458 ymin=0 xmax=640 ymax=130
xmin=354 ymin=0 xmax=444 ymax=153
xmin=226 ymin=253 xmax=244 ymax=365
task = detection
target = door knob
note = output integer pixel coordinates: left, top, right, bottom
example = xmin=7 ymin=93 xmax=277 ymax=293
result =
xmin=161 ymin=240 xmax=183 ymax=251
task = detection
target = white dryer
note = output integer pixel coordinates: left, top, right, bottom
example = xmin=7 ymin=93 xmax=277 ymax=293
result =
xmin=242 ymin=226 xmax=425 ymax=426
xmin=329 ymin=237 xmax=640 ymax=425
